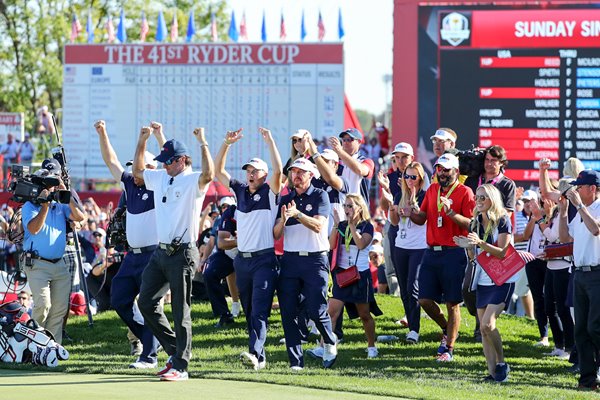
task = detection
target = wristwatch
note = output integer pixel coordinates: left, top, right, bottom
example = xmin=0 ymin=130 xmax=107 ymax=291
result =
xmin=295 ymin=211 xmax=302 ymax=220
xmin=576 ymin=204 xmax=584 ymax=211
xmin=311 ymin=152 xmax=321 ymax=160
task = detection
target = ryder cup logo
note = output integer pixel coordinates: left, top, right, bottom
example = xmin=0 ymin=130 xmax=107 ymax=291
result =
xmin=440 ymin=12 xmax=470 ymax=47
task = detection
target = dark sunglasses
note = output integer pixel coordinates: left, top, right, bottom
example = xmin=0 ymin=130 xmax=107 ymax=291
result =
xmin=403 ymin=174 xmax=418 ymax=181
xmin=369 ymin=254 xmax=379 ymax=259
xmin=475 ymin=195 xmax=489 ymax=201
xmin=343 ymin=204 xmax=354 ymax=208
xmin=292 ymin=138 xmax=303 ymax=144
xmin=436 ymin=166 xmax=452 ymax=173
xmin=164 ymin=156 xmax=181 ymax=166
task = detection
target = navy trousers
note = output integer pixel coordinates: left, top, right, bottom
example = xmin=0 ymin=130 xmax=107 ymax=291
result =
xmin=203 ymin=252 xmax=234 ymax=317
xmin=278 ymin=252 xmax=335 ymax=368
xmin=110 ymin=251 xmax=159 ymax=363
xmin=234 ymin=252 xmax=279 ymax=363
xmin=393 ymin=246 xmax=424 ymax=333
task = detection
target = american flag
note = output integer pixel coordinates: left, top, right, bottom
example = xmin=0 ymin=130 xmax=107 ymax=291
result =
xmin=210 ymin=11 xmax=218 ymax=42
xmin=280 ymin=12 xmax=286 ymax=40
xmin=106 ymin=15 xmax=115 ymax=43
xmin=170 ymin=13 xmax=178 ymax=42
xmin=317 ymin=11 xmax=325 ymax=41
xmin=70 ymin=14 xmax=82 ymax=42
xmin=239 ymin=11 xmax=248 ymax=40
xmin=140 ymin=12 xmax=149 ymax=42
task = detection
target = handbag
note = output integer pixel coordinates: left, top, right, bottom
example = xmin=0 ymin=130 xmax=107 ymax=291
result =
xmin=336 ymin=250 xmax=361 ymax=288
xmin=462 ymin=258 xmax=477 ymax=293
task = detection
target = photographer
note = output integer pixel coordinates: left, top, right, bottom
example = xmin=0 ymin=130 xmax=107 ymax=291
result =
xmin=21 ymin=158 xmax=85 ymax=344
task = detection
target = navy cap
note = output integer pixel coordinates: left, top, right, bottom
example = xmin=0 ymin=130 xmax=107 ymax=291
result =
xmin=570 ymin=170 xmax=600 ymax=187
xmin=339 ymin=128 xmax=363 ymax=142
xmin=41 ymin=158 xmax=62 ymax=176
xmin=154 ymin=139 xmax=190 ymax=163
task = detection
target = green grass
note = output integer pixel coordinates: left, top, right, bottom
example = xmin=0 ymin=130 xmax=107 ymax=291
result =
xmin=2 ymin=295 xmax=598 ymax=400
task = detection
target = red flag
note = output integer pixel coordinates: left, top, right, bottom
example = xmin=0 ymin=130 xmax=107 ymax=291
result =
xmin=210 ymin=11 xmax=218 ymax=42
xmin=71 ymin=14 xmax=82 ymax=42
xmin=317 ymin=11 xmax=325 ymax=41
xmin=140 ymin=12 xmax=149 ymax=42
xmin=239 ymin=11 xmax=248 ymax=40
xmin=280 ymin=12 xmax=286 ymax=40
xmin=170 ymin=13 xmax=178 ymax=42
xmin=106 ymin=16 xmax=115 ymax=43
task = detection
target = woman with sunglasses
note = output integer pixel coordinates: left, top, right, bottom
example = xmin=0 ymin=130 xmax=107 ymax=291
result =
xmin=282 ymin=130 xmax=311 ymax=187
xmin=389 ymin=161 xmax=428 ymax=343
xmin=453 ymin=184 xmax=515 ymax=383
xmin=328 ymin=193 xmax=377 ymax=357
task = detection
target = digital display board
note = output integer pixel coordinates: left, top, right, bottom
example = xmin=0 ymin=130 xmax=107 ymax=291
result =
xmin=418 ymin=3 xmax=600 ymax=182
xmin=62 ymin=44 xmax=344 ymax=180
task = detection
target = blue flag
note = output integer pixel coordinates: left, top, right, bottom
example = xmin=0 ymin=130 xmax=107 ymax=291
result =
xmin=261 ymin=10 xmax=267 ymax=42
xmin=338 ymin=8 xmax=345 ymax=40
xmin=156 ymin=10 xmax=167 ymax=42
xmin=228 ymin=11 xmax=239 ymax=42
xmin=186 ymin=10 xmax=195 ymax=42
xmin=117 ymin=9 xmax=127 ymax=43
xmin=86 ymin=11 xmax=94 ymax=43
xmin=300 ymin=10 xmax=307 ymax=42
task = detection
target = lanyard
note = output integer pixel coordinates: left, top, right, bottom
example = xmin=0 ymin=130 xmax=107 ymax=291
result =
xmin=478 ymin=172 xmax=503 ymax=187
xmin=437 ymin=180 xmax=459 ymax=213
xmin=344 ymin=224 xmax=352 ymax=252
xmin=482 ymin=220 xmax=494 ymax=242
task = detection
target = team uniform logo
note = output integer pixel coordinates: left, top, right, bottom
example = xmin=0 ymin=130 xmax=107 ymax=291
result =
xmin=440 ymin=12 xmax=471 ymax=47
xmin=306 ymin=204 xmax=313 ymax=212
xmin=253 ymin=194 xmax=261 ymax=202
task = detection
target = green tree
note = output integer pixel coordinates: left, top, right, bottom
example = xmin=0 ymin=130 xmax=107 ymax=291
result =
xmin=0 ymin=0 xmax=229 ymax=133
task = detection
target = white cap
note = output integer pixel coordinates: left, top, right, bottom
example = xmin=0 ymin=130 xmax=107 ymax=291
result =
xmin=521 ymin=190 xmax=538 ymax=201
xmin=93 ymin=227 xmax=106 ymax=237
xmin=290 ymin=158 xmax=318 ymax=176
xmin=392 ymin=142 xmax=414 ymax=156
xmin=372 ymin=231 xmax=383 ymax=243
xmin=290 ymin=129 xmax=310 ymax=139
xmin=430 ymin=129 xmax=456 ymax=143
xmin=126 ymin=151 xmax=157 ymax=168
xmin=320 ymin=149 xmax=339 ymax=163
xmin=369 ymin=244 xmax=384 ymax=254
xmin=219 ymin=196 xmax=236 ymax=206
xmin=242 ymin=158 xmax=269 ymax=174
xmin=434 ymin=153 xmax=459 ymax=170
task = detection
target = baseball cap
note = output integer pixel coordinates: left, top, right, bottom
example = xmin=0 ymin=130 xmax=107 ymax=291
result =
xmin=242 ymin=158 xmax=269 ymax=174
xmin=570 ymin=170 xmax=600 ymax=187
xmin=430 ymin=128 xmax=457 ymax=143
xmin=392 ymin=142 xmax=414 ymax=156
xmin=93 ymin=227 xmax=106 ymax=237
xmin=320 ymin=149 xmax=339 ymax=163
xmin=290 ymin=129 xmax=310 ymax=139
xmin=339 ymin=128 xmax=363 ymax=142
xmin=434 ymin=153 xmax=459 ymax=170
xmin=372 ymin=231 xmax=383 ymax=243
xmin=126 ymin=151 xmax=158 ymax=168
xmin=154 ymin=139 xmax=190 ymax=163
xmin=41 ymin=158 xmax=62 ymax=176
xmin=521 ymin=190 xmax=538 ymax=201
xmin=369 ymin=244 xmax=384 ymax=254
xmin=290 ymin=158 xmax=318 ymax=176
xmin=219 ymin=196 xmax=236 ymax=207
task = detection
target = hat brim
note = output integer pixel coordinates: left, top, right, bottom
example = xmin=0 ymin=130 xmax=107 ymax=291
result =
xmin=154 ymin=152 xmax=170 ymax=162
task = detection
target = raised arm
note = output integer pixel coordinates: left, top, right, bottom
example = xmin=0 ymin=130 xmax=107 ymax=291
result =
xmin=193 ymin=128 xmax=214 ymax=191
xmin=328 ymin=137 xmax=371 ymax=177
xmin=306 ymin=135 xmax=344 ymax=191
xmin=151 ymin=121 xmax=167 ymax=147
xmin=214 ymin=129 xmax=243 ymax=187
xmin=260 ymin=127 xmax=283 ymax=194
xmin=94 ymin=120 xmax=124 ymax=182
xmin=133 ymin=126 xmax=152 ymax=181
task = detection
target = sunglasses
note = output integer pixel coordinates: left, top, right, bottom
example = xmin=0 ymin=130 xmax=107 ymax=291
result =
xmin=369 ymin=254 xmax=379 ymax=259
xmin=436 ymin=166 xmax=452 ymax=173
xmin=475 ymin=195 xmax=489 ymax=201
xmin=164 ymin=156 xmax=181 ymax=166
xmin=292 ymin=138 xmax=303 ymax=144
xmin=343 ymin=204 xmax=354 ymax=208
xmin=403 ymin=174 xmax=418 ymax=181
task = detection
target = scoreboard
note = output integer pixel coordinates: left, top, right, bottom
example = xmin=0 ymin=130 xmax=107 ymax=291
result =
xmin=418 ymin=4 xmax=600 ymax=182
xmin=62 ymin=44 xmax=344 ymax=180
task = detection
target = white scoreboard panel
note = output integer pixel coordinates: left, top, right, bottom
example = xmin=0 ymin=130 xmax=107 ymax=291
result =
xmin=62 ymin=44 xmax=344 ymax=180
xmin=0 ymin=113 xmax=24 ymax=143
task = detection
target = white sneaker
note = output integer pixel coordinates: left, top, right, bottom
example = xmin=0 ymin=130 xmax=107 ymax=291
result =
xmin=406 ymin=330 xmax=419 ymax=344
xmin=367 ymin=347 xmax=379 ymax=358
xmin=290 ymin=366 xmax=304 ymax=372
xmin=544 ymin=347 xmax=570 ymax=359
xmin=129 ymin=358 xmax=158 ymax=369
xmin=240 ymin=351 xmax=266 ymax=370
xmin=322 ymin=334 xmax=338 ymax=368
xmin=534 ymin=339 xmax=550 ymax=347
xmin=231 ymin=301 xmax=241 ymax=318
xmin=306 ymin=346 xmax=324 ymax=359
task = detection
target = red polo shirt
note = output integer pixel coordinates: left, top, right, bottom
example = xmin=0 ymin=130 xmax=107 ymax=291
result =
xmin=420 ymin=182 xmax=475 ymax=247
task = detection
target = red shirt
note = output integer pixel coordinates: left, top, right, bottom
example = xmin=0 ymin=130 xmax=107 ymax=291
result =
xmin=420 ymin=182 xmax=475 ymax=247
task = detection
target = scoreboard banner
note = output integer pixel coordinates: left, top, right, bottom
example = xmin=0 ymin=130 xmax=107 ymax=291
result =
xmin=0 ymin=113 xmax=24 ymax=144
xmin=62 ymin=43 xmax=344 ymax=180
xmin=419 ymin=4 xmax=600 ymax=183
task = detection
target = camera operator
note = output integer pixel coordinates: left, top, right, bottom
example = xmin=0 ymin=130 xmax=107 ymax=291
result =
xmin=21 ymin=158 xmax=85 ymax=344
xmin=95 ymin=119 xmax=164 ymax=369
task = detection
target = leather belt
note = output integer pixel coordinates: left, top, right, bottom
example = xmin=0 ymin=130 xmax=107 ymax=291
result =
xmin=240 ymin=248 xmax=274 ymax=258
xmin=575 ymin=265 xmax=600 ymax=272
xmin=158 ymin=242 xmax=197 ymax=250
xmin=284 ymin=251 xmax=328 ymax=257
xmin=129 ymin=245 xmax=157 ymax=254
xmin=429 ymin=245 xmax=458 ymax=251
xmin=34 ymin=255 xmax=62 ymax=263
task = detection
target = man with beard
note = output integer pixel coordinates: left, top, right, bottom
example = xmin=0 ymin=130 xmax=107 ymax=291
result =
xmin=409 ymin=153 xmax=475 ymax=362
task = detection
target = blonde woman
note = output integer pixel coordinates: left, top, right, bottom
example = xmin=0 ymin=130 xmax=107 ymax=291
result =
xmin=389 ymin=161 xmax=428 ymax=343
xmin=329 ymin=193 xmax=377 ymax=357
xmin=282 ymin=130 xmax=311 ymax=185
xmin=454 ymin=184 xmax=516 ymax=383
